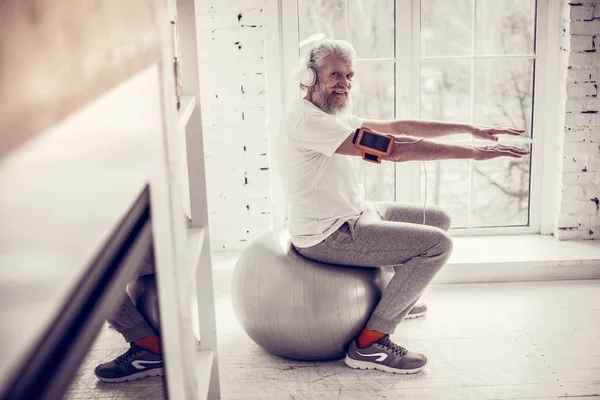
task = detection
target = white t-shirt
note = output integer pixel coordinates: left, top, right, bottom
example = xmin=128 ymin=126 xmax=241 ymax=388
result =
xmin=275 ymin=99 xmax=366 ymax=248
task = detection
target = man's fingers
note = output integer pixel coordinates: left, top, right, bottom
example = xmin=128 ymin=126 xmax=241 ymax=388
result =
xmin=506 ymin=146 xmax=530 ymax=155
xmin=491 ymin=128 xmax=524 ymax=136
xmin=499 ymin=149 xmax=523 ymax=157
xmin=500 ymin=127 xmax=526 ymax=133
xmin=493 ymin=150 xmax=523 ymax=158
xmin=495 ymin=144 xmax=530 ymax=154
xmin=477 ymin=145 xmax=530 ymax=159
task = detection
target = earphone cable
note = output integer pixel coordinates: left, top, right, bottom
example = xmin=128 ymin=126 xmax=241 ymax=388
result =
xmin=364 ymin=159 xmax=428 ymax=226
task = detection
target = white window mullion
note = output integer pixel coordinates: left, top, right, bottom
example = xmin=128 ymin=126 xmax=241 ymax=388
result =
xmin=409 ymin=0 xmax=422 ymax=204
xmin=394 ymin=0 xmax=416 ymax=203
xmin=530 ymin=0 xmax=550 ymax=234
xmin=281 ymin=0 xmax=300 ymax=111
xmin=265 ymin=0 xmax=288 ymax=229
xmin=351 ymin=1 xmax=370 ymax=191
xmin=468 ymin=0 xmax=477 ymax=229
xmin=346 ymin=0 xmax=350 ymax=41
xmin=278 ymin=0 xmax=301 ymax=229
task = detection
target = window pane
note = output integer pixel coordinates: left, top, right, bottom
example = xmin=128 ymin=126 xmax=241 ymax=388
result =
xmin=421 ymin=160 xmax=470 ymax=228
xmin=353 ymin=61 xmax=395 ymax=202
xmin=474 ymin=59 xmax=533 ymax=138
xmin=421 ymin=0 xmax=473 ymax=57
xmin=365 ymin=162 xmax=395 ymax=201
xmin=472 ymin=150 xmax=531 ymax=227
xmin=298 ymin=0 xmax=347 ymax=58
xmin=350 ymin=0 xmax=394 ymax=59
xmin=421 ymin=60 xmax=472 ymax=141
xmin=352 ymin=62 xmax=395 ymax=120
xmin=476 ymin=0 xmax=536 ymax=55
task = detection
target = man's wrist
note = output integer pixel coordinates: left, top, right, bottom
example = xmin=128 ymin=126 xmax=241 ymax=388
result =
xmin=462 ymin=124 xmax=476 ymax=135
xmin=468 ymin=145 xmax=479 ymax=160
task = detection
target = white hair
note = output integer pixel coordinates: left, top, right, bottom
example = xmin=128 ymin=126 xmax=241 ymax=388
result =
xmin=300 ymin=39 xmax=356 ymax=90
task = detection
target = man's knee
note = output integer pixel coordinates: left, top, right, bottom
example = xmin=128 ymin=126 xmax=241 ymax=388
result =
xmin=430 ymin=206 xmax=452 ymax=231
xmin=427 ymin=229 xmax=453 ymax=259
xmin=439 ymin=210 xmax=452 ymax=231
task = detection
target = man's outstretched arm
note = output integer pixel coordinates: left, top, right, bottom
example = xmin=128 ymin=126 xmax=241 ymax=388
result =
xmin=386 ymin=136 xmax=530 ymax=162
xmin=335 ymin=133 xmax=530 ymax=161
xmin=361 ymin=119 xmax=525 ymax=142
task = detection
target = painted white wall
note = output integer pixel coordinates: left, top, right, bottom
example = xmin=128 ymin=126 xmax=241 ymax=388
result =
xmin=556 ymin=0 xmax=600 ymax=240
xmin=195 ymin=0 xmax=272 ymax=251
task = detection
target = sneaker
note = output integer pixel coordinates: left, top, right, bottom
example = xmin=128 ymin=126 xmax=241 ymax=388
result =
xmin=94 ymin=344 xmax=164 ymax=383
xmin=405 ymin=302 xmax=427 ymax=319
xmin=344 ymin=335 xmax=427 ymax=374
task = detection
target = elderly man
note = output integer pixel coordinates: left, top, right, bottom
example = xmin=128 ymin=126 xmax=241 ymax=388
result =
xmin=275 ymin=39 xmax=529 ymax=374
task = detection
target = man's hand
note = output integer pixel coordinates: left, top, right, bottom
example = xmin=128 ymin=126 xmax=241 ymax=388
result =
xmin=472 ymin=144 xmax=530 ymax=160
xmin=384 ymin=138 xmax=530 ymax=162
xmin=468 ymin=124 xmax=525 ymax=142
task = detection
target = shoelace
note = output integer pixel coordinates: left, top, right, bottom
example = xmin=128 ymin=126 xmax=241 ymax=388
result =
xmin=115 ymin=346 xmax=144 ymax=365
xmin=380 ymin=338 xmax=407 ymax=357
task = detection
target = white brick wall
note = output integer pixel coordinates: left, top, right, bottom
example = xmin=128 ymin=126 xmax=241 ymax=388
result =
xmin=557 ymin=0 xmax=600 ymax=240
xmin=195 ymin=0 xmax=272 ymax=251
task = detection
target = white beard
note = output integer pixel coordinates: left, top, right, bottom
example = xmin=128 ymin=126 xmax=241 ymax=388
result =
xmin=311 ymin=82 xmax=352 ymax=115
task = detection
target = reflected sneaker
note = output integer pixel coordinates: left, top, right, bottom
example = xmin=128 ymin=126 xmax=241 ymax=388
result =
xmin=344 ymin=335 xmax=427 ymax=374
xmin=94 ymin=344 xmax=164 ymax=383
xmin=405 ymin=302 xmax=427 ymax=319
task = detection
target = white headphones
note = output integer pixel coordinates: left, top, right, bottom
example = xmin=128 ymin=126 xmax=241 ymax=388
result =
xmin=298 ymin=66 xmax=317 ymax=87
xmin=298 ymin=49 xmax=317 ymax=87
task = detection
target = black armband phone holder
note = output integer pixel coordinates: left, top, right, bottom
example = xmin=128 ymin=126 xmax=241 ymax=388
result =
xmin=352 ymin=127 xmax=394 ymax=164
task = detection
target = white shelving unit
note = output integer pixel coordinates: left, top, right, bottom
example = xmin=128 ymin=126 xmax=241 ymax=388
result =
xmin=166 ymin=0 xmax=221 ymax=398
xmin=178 ymin=96 xmax=197 ymax=131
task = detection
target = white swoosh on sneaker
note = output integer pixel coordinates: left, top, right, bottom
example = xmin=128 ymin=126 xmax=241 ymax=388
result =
xmin=131 ymin=360 xmax=163 ymax=370
xmin=355 ymin=351 xmax=388 ymax=362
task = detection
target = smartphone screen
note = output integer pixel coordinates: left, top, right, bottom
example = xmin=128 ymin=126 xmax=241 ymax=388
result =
xmin=359 ymin=131 xmax=391 ymax=152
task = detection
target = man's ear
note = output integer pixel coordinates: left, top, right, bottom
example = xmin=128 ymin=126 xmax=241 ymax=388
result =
xmin=313 ymin=67 xmax=321 ymax=83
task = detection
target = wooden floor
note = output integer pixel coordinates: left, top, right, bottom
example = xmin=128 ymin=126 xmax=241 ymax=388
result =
xmin=215 ymin=274 xmax=600 ymax=400
xmin=67 ymin=273 xmax=600 ymax=399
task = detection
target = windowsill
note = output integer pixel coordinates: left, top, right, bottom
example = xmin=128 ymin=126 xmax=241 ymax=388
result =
xmin=448 ymin=234 xmax=600 ymax=265
xmin=212 ymin=234 xmax=600 ymax=284
xmin=438 ymin=234 xmax=600 ymax=283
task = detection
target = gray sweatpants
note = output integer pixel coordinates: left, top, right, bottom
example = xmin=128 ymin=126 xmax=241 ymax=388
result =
xmin=296 ymin=202 xmax=453 ymax=334
xmin=107 ymin=245 xmax=158 ymax=342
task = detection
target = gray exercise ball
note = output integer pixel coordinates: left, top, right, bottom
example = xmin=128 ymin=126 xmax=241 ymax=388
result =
xmin=127 ymin=274 xmax=161 ymax=334
xmin=231 ymin=230 xmax=394 ymax=361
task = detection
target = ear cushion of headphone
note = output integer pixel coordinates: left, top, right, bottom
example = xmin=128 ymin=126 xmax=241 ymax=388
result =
xmin=299 ymin=67 xmax=317 ymax=87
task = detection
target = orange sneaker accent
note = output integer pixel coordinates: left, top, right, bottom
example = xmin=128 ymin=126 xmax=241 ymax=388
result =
xmin=357 ymin=329 xmax=386 ymax=349
xmin=133 ymin=335 xmax=162 ymax=355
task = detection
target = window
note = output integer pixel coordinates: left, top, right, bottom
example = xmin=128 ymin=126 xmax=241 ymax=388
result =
xmin=280 ymin=0 xmax=547 ymax=234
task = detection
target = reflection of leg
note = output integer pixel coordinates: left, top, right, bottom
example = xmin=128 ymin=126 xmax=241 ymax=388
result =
xmin=107 ymin=293 xmax=156 ymax=343
xmin=98 ymin=293 xmax=163 ymax=383
xmin=95 ymin=241 xmax=164 ymax=383
xmin=107 ymin=241 xmax=158 ymax=343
